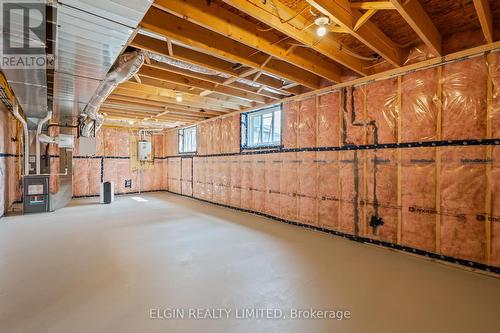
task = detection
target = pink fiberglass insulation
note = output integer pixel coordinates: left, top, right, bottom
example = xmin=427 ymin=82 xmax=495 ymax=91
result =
xmin=366 ymin=78 xmax=399 ymax=144
xmin=192 ymin=157 xmax=203 ymax=198
xmin=153 ymin=159 xmax=164 ymax=191
xmin=240 ymin=155 xmax=253 ymax=210
xmin=317 ymin=151 xmax=340 ymax=230
xmin=205 ymin=157 xmax=214 ymax=201
xmin=492 ymin=146 xmax=500 ymax=267
xmin=401 ymin=68 xmax=438 ymax=142
xmin=50 ymin=158 xmax=59 ymax=194
xmin=441 ymin=57 xmax=487 ymax=140
xmin=154 ymin=135 xmax=164 ymax=158
xmin=401 ymin=148 xmax=437 ymax=252
xmin=72 ymin=159 xmax=90 ymax=196
xmin=298 ymin=151 xmax=317 ymax=226
xmin=212 ymin=118 xmax=222 ymax=155
xmin=492 ymin=52 xmax=500 ymax=138
xmin=167 ymin=158 xmax=181 ymax=194
xmin=221 ymin=156 xmax=231 ymax=204
xmin=116 ymin=160 xmax=137 ymax=193
xmin=252 ymin=155 xmax=266 ymax=212
xmin=297 ymin=97 xmax=317 ymax=148
xmin=229 ymin=114 xmax=241 ymax=153
xmin=264 ymin=153 xmax=281 ymax=218
xmin=114 ymin=129 xmax=130 ymax=156
xmin=229 ymin=156 xmax=241 ymax=208
xmin=338 ymin=150 xmax=363 ymax=235
xmin=282 ymin=100 xmax=299 ymax=148
xmin=0 ymin=107 xmax=20 ymax=216
xmin=364 ymin=149 xmax=398 ymax=243
xmin=181 ymin=158 xmax=192 ymax=196
xmin=280 ymin=152 xmax=298 ymax=222
xmin=440 ymin=146 xmax=487 ymax=263
xmin=317 ymin=91 xmax=340 ymax=147
xmin=212 ymin=156 xmax=222 ymax=203
xmin=343 ymin=86 xmax=366 ymax=146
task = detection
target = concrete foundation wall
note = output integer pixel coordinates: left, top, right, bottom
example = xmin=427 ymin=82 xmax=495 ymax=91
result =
xmin=162 ymin=52 xmax=500 ymax=269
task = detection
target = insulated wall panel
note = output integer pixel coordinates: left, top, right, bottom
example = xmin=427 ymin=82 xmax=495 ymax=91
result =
xmin=252 ymin=155 xmax=266 ymax=212
xmin=442 ymin=57 xmax=487 ymax=140
xmin=298 ymin=152 xmax=317 ymax=226
xmin=279 ymin=152 xmax=298 ymax=222
xmin=181 ymin=158 xmax=192 ymax=196
xmin=205 ymin=157 xmax=214 ymax=201
xmin=491 ymin=146 xmax=500 ymax=267
xmin=282 ymin=101 xmax=299 ymax=148
xmin=366 ymin=79 xmax=399 ymax=144
xmin=492 ymin=52 xmax=500 ymax=138
xmin=167 ymin=158 xmax=181 ymax=194
xmin=338 ymin=150 xmax=362 ymax=235
xmin=298 ymin=98 xmax=316 ymax=148
xmin=401 ymin=148 xmax=437 ymax=252
xmin=212 ymin=156 xmax=223 ymax=203
xmin=264 ymin=153 xmax=281 ymax=217
xmin=401 ymin=68 xmax=438 ymax=142
xmin=219 ymin=156 xmax=230 ymax=204
xmin=343 ymin=86 xmax=366 ymax=146
xmin=240 ymin=155 xmax=253 ymax=210
xmin=317 ymin=92 xmax=340 ymax=147
xmin=440 ymin=146 xmax=487 ymax=262
xmin=317 ymin=151 xmax=340 ymax=230
xmin=229 ymin=157 xmax=241 ymax=207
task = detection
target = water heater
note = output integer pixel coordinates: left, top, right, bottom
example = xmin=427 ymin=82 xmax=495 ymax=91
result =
xmin=138 ymin=140 xmax=152 ymax=161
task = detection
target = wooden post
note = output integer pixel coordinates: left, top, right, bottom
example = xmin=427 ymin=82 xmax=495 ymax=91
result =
xmin=363 ymin=85 xmax=368 ymax=236
xmin=435 ymin=65 xmax=443 ymax=254
xmin=397 ymin=76 xmax=402 ymax=244
xmin=485 ymin=53 xmax=493 ymax=264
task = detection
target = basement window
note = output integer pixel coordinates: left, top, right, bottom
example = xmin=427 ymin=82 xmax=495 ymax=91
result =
xmin=241 ymin=105 xmax=282 ymax=149
xmin=178 ymin=126 xmax=197 ymax=153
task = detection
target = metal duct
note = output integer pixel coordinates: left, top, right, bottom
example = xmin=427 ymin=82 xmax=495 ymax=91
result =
xmin=148 ymin=52 xmax=229 ymax=77
xmin=80 ymin=51 xmax=145 ymax=136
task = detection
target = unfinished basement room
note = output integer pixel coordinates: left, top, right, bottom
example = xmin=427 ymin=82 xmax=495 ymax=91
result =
xmin=1 ymin=0 xmax=500 ymax=332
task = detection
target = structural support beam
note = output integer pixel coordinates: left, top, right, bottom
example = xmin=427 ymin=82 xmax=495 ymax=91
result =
xmin=132 ymin=34 xmax=300 ymax=95
xmin=389 ymin=0 xmax=442 ymax=56
xmin=221 ymin=0 xmax=369 ymax=76
xmin=354 ymin=9 xmax=378 ymax=31
xmin=153 ymin=0 xmax=343 ymax=83
xmin=141 ymin=7 xmax=323 ymax=89
xmin=350 ymin=2 xmax=395 ymax=10
xmin=307 ymin=0 xmax=405 ymax=66
xmin=473 ymin=0 xmax=494 ymax=43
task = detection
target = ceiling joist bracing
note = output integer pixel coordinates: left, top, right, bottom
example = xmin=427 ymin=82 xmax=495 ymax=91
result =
xmin=306 ymin=0 xmax=405 ymax=66
xmin=473 ymin=0 xmax=494 ymax=43
xmin=388 ymin=0 xmax=442 ymax=56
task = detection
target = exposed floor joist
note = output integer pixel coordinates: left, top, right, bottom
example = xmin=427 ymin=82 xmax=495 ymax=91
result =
xmin=473 ymin=0 xmax=494 ymax=43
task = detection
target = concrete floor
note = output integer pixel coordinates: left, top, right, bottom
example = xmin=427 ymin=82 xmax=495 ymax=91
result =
xmin=0 ymin=193 xmax=499 ymax=333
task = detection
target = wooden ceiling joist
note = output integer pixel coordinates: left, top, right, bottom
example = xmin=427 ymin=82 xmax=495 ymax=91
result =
xmin=307 ymin=0 xmax=405 ymax=67
xmin=221 ymin=0 xmax=369 ymax=76
xmin=350 ymin=2 xmax=395 ymax=10
xmin=132 ymin=34 xmax=301 ymax=95
xmin=140 ymin=7 xmax=323 ymax=89
xmin=473 ymin=0 xmax=494 ymax=43
xmin=143 ymin=60 xmax=282 ymax=101
xmin=389 ymin=0 xmax=442 ymax=56
xmin=153 ymin=0 xmax=343 ymax=83
xmin=103 ymin=100 xmax=222 ymax=118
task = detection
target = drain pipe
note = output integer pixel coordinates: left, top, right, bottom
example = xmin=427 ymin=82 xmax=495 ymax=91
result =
xmin=36 ymin=110 xmax=52 ymax=174
xmin=12 ymin=104 xmax=29 ymax=175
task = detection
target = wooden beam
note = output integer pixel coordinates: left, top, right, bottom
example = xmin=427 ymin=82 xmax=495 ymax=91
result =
xmin=354 ymin=9 xmax=378 ymax=31
xmin=116 ymin=82 xmax=238 ymax=112
xmin=307 ymin=0 xmax=405 ymax=66
xmin=145 ymin=59 xmax=283 ymax=100
xmin=132 ymin=34 xmax=300 ymax=95
xmin=350 ymin=2 xmax=395 ymax=10
xmin=153 ymin=0 xmax=343 ymax=83
xmin=389 ymin=0 xmax=442 ymax=56
xmin=136 ymin=75 xmax=255 ymax=108
xmin=140 ymin=7 xmax=323 ymax=89
xmin=102 ymin=101 xmax=219 ymax=118
xmin=139 ymin=65 xmax=270 ymax=104
xmin=473 ymin=0 xmax=494 ymax=43
xmin=106 ymin=96 xmax=224 ymax=116
xmin=221 ymin=0 xmax=369 ymax=76
xmin=100 ymin=108 xmax=203 ymax=121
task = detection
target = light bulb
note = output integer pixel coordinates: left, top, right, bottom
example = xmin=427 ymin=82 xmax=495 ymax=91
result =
xmin=316 ymin=25 xmax=327 ymax=37
xmin=175 ymin=92 xmax=183 ymax=102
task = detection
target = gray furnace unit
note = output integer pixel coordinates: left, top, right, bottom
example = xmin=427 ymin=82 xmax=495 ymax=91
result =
xmin=23 ymin=175 xmax=50 ymax=214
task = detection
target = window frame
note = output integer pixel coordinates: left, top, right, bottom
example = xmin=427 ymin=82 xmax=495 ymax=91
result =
xmin=241 ymin=104 xmax=282 ymax=149
xmin=178 ymin=125 xmax=197 ymax=154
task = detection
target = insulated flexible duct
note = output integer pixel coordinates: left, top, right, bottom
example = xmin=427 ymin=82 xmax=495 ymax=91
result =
xmin=80 ymin=50 xmax=145 ymax=136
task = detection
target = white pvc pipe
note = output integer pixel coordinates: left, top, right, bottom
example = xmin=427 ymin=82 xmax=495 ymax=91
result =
xmin=11 ymin=104 xmax=30 ymax=176
xmin=36 ymin=111 xmax=52 ymax=174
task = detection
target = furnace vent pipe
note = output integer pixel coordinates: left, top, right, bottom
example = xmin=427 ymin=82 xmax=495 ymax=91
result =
xmin=36 ymin=110 xmax=52 ymax=174
xmin=81 ymin=50 xmax=145 ymax=136
xmin=11 ymin=104 xmax=29 ymax=175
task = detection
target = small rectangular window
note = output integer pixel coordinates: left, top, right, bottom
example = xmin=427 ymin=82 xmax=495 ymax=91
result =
xmin=241 ymin=105 xmax=282 ymax=148
xmin=178 ymin=126 xmax=197 ymax=153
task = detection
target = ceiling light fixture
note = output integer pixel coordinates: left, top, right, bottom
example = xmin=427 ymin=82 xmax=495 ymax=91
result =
xmin=175 ymin=91 xmax=183 ymax=102
xmin=315 ymin=16 xmax=331 ymax=37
